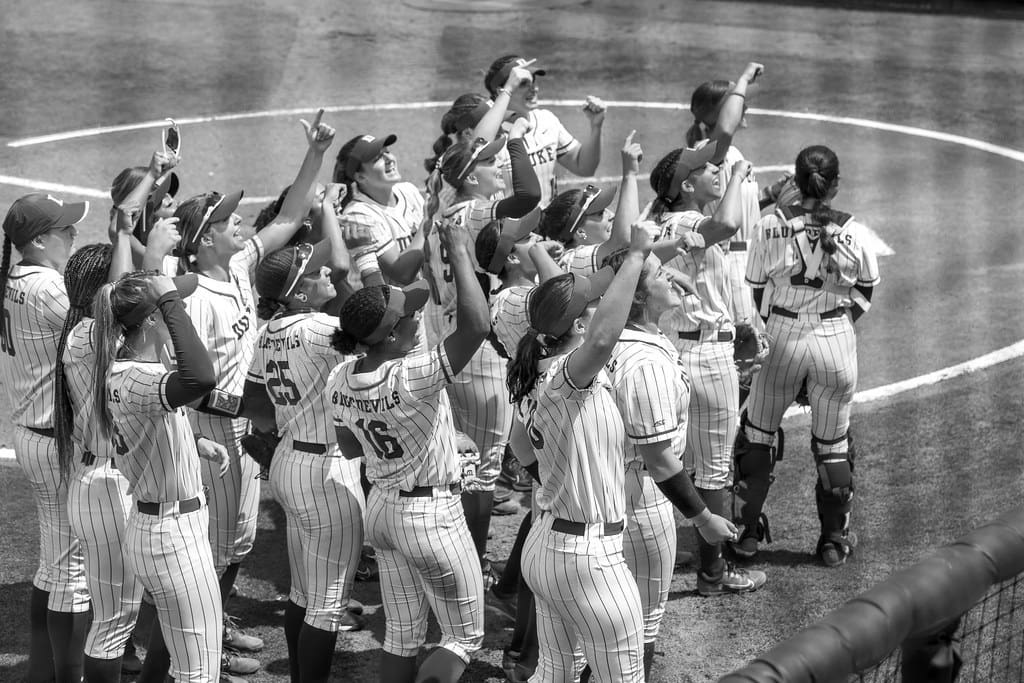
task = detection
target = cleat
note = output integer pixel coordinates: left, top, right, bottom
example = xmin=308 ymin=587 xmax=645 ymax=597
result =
xmin=355 ymin=548 xmax=379 ymax=582
xmin=498 ymin=457 xmax=533 ymax=493
xmin=674 ymin=548 xmax=695 ymax=568
xmin=697 ymin=563 xmax=767 ymax=596
xmin=730 ymin=534 xmax=760 ymax=559
xmin=818 ymin=531 xmax=858 ymax=567
xmin=502 ymin=649 xmax=521 ymax=679
xmin=492 ymin=497 xmax=520 ymax=516
xmin=121 ymin=640 xmax=142 ymax=675
xmin=222 ymin=653 xmax=260 ymax=675
xmin=339 ymin=609 xmax=365 ymax=632
xmin=346 ymin=597 xmax=364 ymax=615
xmin=223 ymin=615 xmax=264 ymax=653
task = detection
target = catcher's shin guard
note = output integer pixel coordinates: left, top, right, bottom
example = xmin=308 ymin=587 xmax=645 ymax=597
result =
xmin=732 ymin=415 xmax=782 ymax=544
xmin=813 ymin=432 xmax=856 ymax=547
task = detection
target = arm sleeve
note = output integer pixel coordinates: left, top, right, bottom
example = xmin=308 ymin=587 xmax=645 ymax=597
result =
xmin=622 ymin=362 xmax=681 ymax=445
xmin=161 ymin=293 xmax=217 ymax=407
xmin=494 ymin=138 xmax=542 ymax=220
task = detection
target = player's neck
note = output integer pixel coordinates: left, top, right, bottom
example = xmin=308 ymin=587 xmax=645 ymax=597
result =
xmin=17 ymin=246 xmax=60 ymax=272
xmin=193 ymin=251 xmax=232 ymax=282
xmin=626 ymin=319 xmax=659 ymax=335
xmin=359 ymin=182 xmax=396 ymax=207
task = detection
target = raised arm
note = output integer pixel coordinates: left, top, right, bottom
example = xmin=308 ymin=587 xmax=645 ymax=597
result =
xmin=528 ymin=240 xmax=566 ymax=283
xmin=258 ymin=110 xmax=337 ymax=255
xmin=565 ymin=225 xmax=649 ymax=388
xmin=474 ymin=64 xmax=534 ymax=143
xmin=558 ymin=96 xmax=605 ymax=177
xmin=697 ymin=159 xmax=753 ymax=245
xmin=493 ymin=129 xmax=541 ymax=220
xmin=708 ymin=62 xmax=763 ymax=164
xmin=595 ymin=131 xmax=643 ymax=265
xmin=151 ymin=277 xmax=216 ymax=407
xmin=440 ymin=218 xmax=490 ymax=375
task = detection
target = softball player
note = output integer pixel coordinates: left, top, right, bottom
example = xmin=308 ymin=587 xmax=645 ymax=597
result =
xmin=602 ymin=247 xmax=736 ymax=679
xmin=735 ymin=144 xmax=879 ymax=566
xmin=91 ymin=271 xmax=227 ymax=683
xmin=420 ymin=129 xmax=541 ymax=565
xmin=173 ymin=112 xmax=336 ymax=660
xmin=0 ymin=192 xmax=91 ymax=682
xmin=685 ymin=63 xmax=765 ymax=329
xmin=243 ymin=198 xmax=366 ymax=683
xmin=648 ymin=144 xmax=768 ymax=596
xmin=507 ymin=226 xmax=649 ymax=683
xmin=481 ymin=54 xmax=605 ymax=207
xmin=326 ymin=220 xmax=490 ymax=683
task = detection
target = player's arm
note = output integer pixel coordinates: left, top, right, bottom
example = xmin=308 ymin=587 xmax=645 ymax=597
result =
xmin=565 ymin=227 xmax=649 ymax=388
xmin=508 ymin=419 xmax=541 ymax=483
xmin=528 ymin=240 xmax=565 ymax=283
xmin=110 ymin=151 xmax=178 ymax=266
xmin=493 ymin=133 xmax=542 ymax=220
xmin=378 ymin=243 xmax=424 ymax=285
xmin=638 ymin=439 xmax=736 ymax=543
xmin=557 ymin=97 xmax=605 ymax=177
xmin=241 ymin=379 xmax=276 ymax=434
xmin=150 ymin=277 xmax=217 ymax=407
xmin=439 ymin=216 xmax=490 ymax=376
xmin=696 ymin=159 xmax=753 ymax=245
xmin=257 ymin=110 xmax=336 ymax=256
xmin=474 ymin=65 xmax=534 ymax=143
xmin=706 ymin=62 xmax=763 ymax=164
xmin=110 ymin=205 xmax=142 ymax=280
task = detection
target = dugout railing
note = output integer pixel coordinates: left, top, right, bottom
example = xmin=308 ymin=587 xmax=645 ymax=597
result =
xmin=719 ymin=508 xmax=1024 ymax=683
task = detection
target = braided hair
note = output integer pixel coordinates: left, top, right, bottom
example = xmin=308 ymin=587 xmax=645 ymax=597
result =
xmin=794 ymin=145 xmax=842 ymax=254
xmin=648 ymin=148 xmax=685 ymax=223
xmin=329 ymin=284 xmax=390 ymax=355
xmin=54 ymin=244 xmax=113 ymax=485
xmin=0 ymin=235 xmax=12 ymax=356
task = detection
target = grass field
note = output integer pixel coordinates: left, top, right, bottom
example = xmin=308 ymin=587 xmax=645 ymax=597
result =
xmin=2 ymin=0 xmax=1024 ymax=681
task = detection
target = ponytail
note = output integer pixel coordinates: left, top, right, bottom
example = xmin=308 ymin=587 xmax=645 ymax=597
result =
xmin=330 ymin=327 xmax=361 ymax=355
xmin=507 ymin=333 xmax=550 ymax=405
xmin=91 ymin=284 xmax=122 ymax=441
xmin=423 ymin=134 xmax=454 ymax=175
xmin=649 ymin=149 xmax=684 ymax=223
xmin=257 ymin=296 xmax=285 ymax=321
xmin=794 ymin=145 xmax=842 ymax=254
xmin=0 ymin=236 xmax=11 ymax=351
xmin=684 ymin=120 xmax=706 ymax=148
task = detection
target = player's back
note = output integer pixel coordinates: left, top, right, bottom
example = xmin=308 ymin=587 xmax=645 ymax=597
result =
xmin=62 ymin=319 xmax=115 ymax=460
xmin=656 ymin=210 xmax=733 ymax=332
xmin=490 ymin=284 xmax=532 ymax=359
xmin=0 ymin=264 xmax=69 ymax=428
xmin=327 ymin=345 xmax=459 ymax=492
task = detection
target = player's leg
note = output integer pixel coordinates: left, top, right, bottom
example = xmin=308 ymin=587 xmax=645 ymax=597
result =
xmin=807 ymin=318 xmax=859 ymax=566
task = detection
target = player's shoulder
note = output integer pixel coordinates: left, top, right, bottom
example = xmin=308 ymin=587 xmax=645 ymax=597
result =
xmin=65 ymin=318 xmax=96 ymax=354
xmin=613 ymin=329 xmax=677 ymax=365
xmin=532 ymin=108 xmax=562 ymax=129
xmin=393 ymin=182 xmax=425 ymax=205
xmin=10 ymin=264 xmax=64 ymax=289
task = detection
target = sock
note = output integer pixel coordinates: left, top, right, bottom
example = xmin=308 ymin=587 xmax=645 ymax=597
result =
xmin=517 ymin=591 xmax=539 ymax=672
xmin=27 ymin=587 xmax=55 ymax=683
xmin=415 ymin=647 xmax=467 ymax=683
xmin=83 ymin=654 xmax=122 ymax=683
xmin=509 ymin=577 xmax=533 ymax=654
xmin=219 ymin=562 xmax=241 ymax=608
xmin=494 ymin=512 xmax=531 ymax=597
xmin=380 ymin=652 xmax=417 ymax=683
xmin=284 ymin=601 xmax=306 ymax=682
xmin=137 ymin=618 xmax=170 ymax=683
xmin=643 ymin=641 xmax=656 ymax=680
xmin=298 ymin=623 xmax=338 ymax=683
xmin=48 ymin=609 xmax=88 ymax=682
xmin=696 ymin=488 xmax=726 ymax=579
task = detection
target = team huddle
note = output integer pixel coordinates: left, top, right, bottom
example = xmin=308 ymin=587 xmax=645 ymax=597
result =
xmin=2 ymin=54 xmax=879 ymax=683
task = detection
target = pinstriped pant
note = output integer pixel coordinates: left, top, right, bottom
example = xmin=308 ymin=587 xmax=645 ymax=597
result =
xmin=269 ymin=446 xmax=364 ymax=632
xmin=67 ymin=458 xmax=143 ymax=658
xmin=622 ymin=465 xmax=676 ymax=643
xmin=447 ymin=338 xmax=513 ymax=491
xmin=13 ymin=425 xmax=90 ymax=612
xmin=673 ymin=339 xmax=740 ymax=490
xmin=194 ymin=411 xmax=260 ymax=572
xmin=724 ymin=250 xmax=757 ymax=326
xmin=366 ymin=486 xmax=484 ymax=662
xmin=522 ymin=513 xmax=644 ymax=683
xmin=746 ymin=314 xmax=857 ymax=455
xmin=125 ymin=503 xmax=222 ymax=683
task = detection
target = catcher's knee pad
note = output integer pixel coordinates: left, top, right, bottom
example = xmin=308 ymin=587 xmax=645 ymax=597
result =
xmin=812 ymin=434 xmax=854 ymax=502
xmin=732 ymin=415 xmax=781 ymax=533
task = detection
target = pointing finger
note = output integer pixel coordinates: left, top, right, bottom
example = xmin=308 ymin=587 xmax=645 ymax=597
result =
xmin=312 ymin=107 xmax=325 ymax=130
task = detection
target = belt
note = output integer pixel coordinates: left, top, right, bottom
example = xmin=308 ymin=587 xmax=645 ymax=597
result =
xmin=26 ymin=426 xmax=55 ymax=439
xmin=729 ymin=240 xmax=747 ymax=252
xmin=551 ymin=518 xmax=624 ymax=536
xmin=137 ymin=496 xmax=202 ymax=516
xmin=677 ymin=329 xmax=735 ymax=343
xmin=81 ymin=451 xmax=117 ymax=469
xmin=398 ymin=483 xmax=461 ymax=498
xmin=293 ymin=440 xmax=327 ymax=455
xmin=771 ymin=306 xmax=845 ymax=320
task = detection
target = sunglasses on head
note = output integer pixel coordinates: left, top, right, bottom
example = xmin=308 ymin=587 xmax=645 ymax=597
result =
xmin=455 ymin=138 xmax=495 ymax=181
xmin=562 ymin=184 xmax=604 ymax=238
xmin=280 ymin=242 xmax=316 ymax=301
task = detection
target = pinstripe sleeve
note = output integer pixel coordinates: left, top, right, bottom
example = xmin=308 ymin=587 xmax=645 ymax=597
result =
xmin=467 ymin=199 xmax=500 ymax=234
xmin=401 ymin=346 xmax=452 ymax=400
xmin=117 ymin=364 xmax=176 ymax=415
xmin=550 ymin=353 xmax=602 ymax=400
xmin=343 ymin=204 xmax=394 ymax=254
xmin=622 ymin=362 xmax=679 ymax=444
xmin=855 ymin=223 xmax=881 ymax=286
xmin=39 ymin=279 xmax=70 ymax=332
xmin=745 ymin=216 xmax=771 ymax=286
xmin=246 ymin=340 xmax=265 ymax=385
xmin=232 ymin=234 xmax=264 ymax=281
xmin=307 ymin=316 xmax=343 ymax=359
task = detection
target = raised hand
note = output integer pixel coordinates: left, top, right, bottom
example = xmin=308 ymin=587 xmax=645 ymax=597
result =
xmin=629 ymin=222 xmax=656 ymax=255
xmin=732 ymin=159 xmax=754 ymax=181
xmin=582 ymin=95 xmax=606 ymax=127
xmin=145 ymin=217 xmax=182 ymax=259
xmin=149 ymin=150 xmax=178 ymax=177
xmin=300 ymin=108 xmax=335 ymax=153
xmin=621 ymin=130 xmax=643 ymax=173
xmin=741 ymin=62 xmax=764 ymax=85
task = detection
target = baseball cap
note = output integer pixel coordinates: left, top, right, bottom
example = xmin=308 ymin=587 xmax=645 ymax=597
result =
xmin=254 ymin=242 xmax=331 ymax=302
xmin=664 ymin=141 xmax=720 ymax=202
xmin=148 ymin=172 xmax=180 ymax=208
xmin=3 ymin=193 xmax=89 ymax=249
xmin=177 ymin=190 xmax=244 ymax=256
xmin=528 ymin=267 xmax=615 ymax=339
xmin=558 ymin=184 xmax=618 ymax=241
xmin=454 ymin=101 xmax=492 ymax=133
xmin=475 ymin=218 xmax=536 ymax=275
xmin=441 ymin=135 xmax=507 ymax=187
xmin=486 ymin=56 xmax=547 ymax=94
xmin=118 ymin=272 xmax=200 ymax=327
xmin=342 ymin=134 xmax=398 ymax=180
xmin=339 ymin=281 xmax=431 ymax=346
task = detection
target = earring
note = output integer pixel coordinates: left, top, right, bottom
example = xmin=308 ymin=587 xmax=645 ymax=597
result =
xmin=387 ymin=334 xmax=397 ymax=343
xmin=295 ymin=292 xmax=308 ymax=303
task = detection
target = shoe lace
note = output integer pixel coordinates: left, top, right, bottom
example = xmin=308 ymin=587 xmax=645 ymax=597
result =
xmin=223 ymin=614 xmax=242 ymax=632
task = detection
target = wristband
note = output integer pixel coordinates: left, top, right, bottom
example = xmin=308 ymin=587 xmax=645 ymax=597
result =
xmin=498 ymin=87 xmax=513 ymax=98
xmin=353 ymin=251 xmax=380 ymax=276
xmin=728 ymin=91 xmax=746 ymax=100
xmin=689 ymin=507 xmax=713 ymax=528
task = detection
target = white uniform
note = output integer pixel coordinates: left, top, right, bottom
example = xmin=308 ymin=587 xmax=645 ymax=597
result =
xmin=183 ymin=237 xmax=263 ymax=573
xmin=490 ymin=284 xmax=532 ymax=359
xmin=325 ymin=345 xmax=483 ymax=662
xmin=499 ymin=109 xmax=579 ymax=208
xmin=341 ymin=182 xmax=424 ymax=290
xmin=424 ymin=198 xmax=511 ymax=491
xmin=518 ymin=352 xmax=644 ymax=683
xmin=558 ymin=244 xmax=603 ymax=277
xmin=108 ymin=360 xmax=222 ymax=682
xmin=656 ymin=210 xmax=738 ymax=490
xmin=606 ymin=328 xmax=688 ymax=645
xmin=0 ymin=264 xmax=89 ymax=612
xmin=63 ymin=319 xmax=143 ymax=659
xmin=247 ymin=311 xmax=364 ymax=632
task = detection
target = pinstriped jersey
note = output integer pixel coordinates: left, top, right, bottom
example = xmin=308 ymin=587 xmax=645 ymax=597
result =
xmin=606 ymin=328 xmax=688 ymax=467
xmin=490 ymin=285 xmax=532 ymax=359
xmin=424 ymin=197 xmax=501 ymax=340
xmin=327 ymin=345 xmax=459 ymax=491
xmin=698 ymin=142 xmax=762 ymax=245
xmin=558 ymin=243 xmax=602 ymax=276
xmin=0 ymin=264 xmax=69 ymax=428
xmin=498 ymin=109 xmax=579 ymax=207
xmin=519 ymin=353 xmax=626 ymax=523
xmin=341 ymin=182 xmax=425 ymax=289
xmin=182 ymin=237 xmax=262 ymax=398
xmin=655 ymin=210 xmax=733 ymax=333
xmin=247 ymin=312 xmax=346 ymax=446
xmin=746 ymin=207 xmax=881 ymax=313
xmin=62 ymin=319 xmax=114 ymax=462
xmin=107 ymin=360 xmax=202 ymax=503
